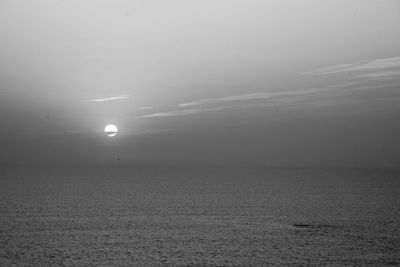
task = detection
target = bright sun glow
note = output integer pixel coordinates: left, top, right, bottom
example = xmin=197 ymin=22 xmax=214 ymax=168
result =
xmin=104 ymin=124 xmax=118 ymax=137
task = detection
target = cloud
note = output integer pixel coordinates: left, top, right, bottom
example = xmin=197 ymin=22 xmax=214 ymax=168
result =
xmin=137 ymin=106 xmax=229 ymax=119
xmin=356 ymin=70 xmax=400 ymax=79
xmin=177 ymin=88 xmax=328 ymax=108
xmin=137 ymin=106 xmax=153 ymax=110
xmin=178 ymin=102 xmax=198 ymax=108
xmin=86 ymin=95 xmax=132 ymax=102
xmin=140 ymin=88 xmax=335 ymax=119
xmin=138 ymin=59 xmax=399 ymax=120
xmin=138 ymin=109 xmax=200 ymax=118
xmin=304 ymin=56 xmax=400 ymax=75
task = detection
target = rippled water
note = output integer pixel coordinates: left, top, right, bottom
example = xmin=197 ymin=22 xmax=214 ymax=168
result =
xmin=1 ymin=168 xmax=399 ymax=266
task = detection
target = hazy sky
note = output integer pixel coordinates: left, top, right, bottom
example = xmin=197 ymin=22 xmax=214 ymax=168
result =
xmin=1 ymin=0 xmax=400 ymax=168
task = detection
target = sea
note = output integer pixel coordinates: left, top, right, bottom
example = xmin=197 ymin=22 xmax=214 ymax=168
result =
xmin=1 ymin=167 xmax=399 ymax=266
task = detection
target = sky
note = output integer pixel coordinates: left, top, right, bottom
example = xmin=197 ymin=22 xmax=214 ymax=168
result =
xmin=1 ymin=0 xmax=400 ymax=168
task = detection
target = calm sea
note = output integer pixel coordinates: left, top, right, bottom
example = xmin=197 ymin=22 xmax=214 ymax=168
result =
xmin=1 ymin=168 xmax=399 ymax=266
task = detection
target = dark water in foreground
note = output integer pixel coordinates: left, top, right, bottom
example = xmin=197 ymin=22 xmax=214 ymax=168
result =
xmin=1 ymin=168 xmax=399 ymax=266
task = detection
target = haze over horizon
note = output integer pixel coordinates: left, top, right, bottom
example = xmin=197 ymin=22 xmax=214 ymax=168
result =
xmin=1 ymin=0 xmax=400 ymax=168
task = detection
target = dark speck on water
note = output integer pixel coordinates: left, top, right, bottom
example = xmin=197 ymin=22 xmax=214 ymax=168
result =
xmin=0 ymin=168 xmax=399 ymax=266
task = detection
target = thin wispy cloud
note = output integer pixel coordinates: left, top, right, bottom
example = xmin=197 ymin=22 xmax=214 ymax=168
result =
xmin=178 ymin=102 xmax=198 ymax=108
xmin=357 ymin=70 xmax=400 ymax=80
xmin=140 ymin=75 xmax=398 ymax=120
xmin=137 ymin=106 xmax=153 ymax=110
xmin=139 ymin=56 xmax=400 ymax=120
xmin=140 ymin=88 xmax=341 ymax=119
xmin=137 ymin=106 xmax=228 ymax=119
xmin=177 ymin=89 xmax=328 ymax=109
xmin=177 ymin=93 xmax=271 ymax=108
xmin=304 ymin=56 xmax=400 ymax=75
xmin=138 ymin=109 xmax=200 ymax=118
xmin=86 ymin=95 xmax=133 ymax=102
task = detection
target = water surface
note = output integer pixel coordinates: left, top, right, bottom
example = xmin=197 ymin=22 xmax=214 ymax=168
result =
xmin=1 ymin=168 xmax=399 ymax=265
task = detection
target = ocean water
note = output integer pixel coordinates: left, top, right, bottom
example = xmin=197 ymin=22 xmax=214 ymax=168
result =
xmin=0 ymin=168 xmax=399 ymax=266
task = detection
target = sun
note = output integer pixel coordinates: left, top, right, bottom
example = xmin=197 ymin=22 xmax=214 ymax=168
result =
xmin=104 ymin=124 xmax=118 ymax=137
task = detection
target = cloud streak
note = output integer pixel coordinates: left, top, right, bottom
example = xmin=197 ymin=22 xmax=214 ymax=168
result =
xmin=137 ymin=106 xmax=231 ymax=118
xmin=177 ymin=88 xmax=330 ymax=108
xmin=304 ymin=56 xmax=400 ymax=75
xmin=357 ymin=70 xmax=400 ymax=79
xmin=139 ymin=88 xmax=341 ymax=119
xmin=138 ymin=109 xmax=201 ymax=118
xmin=139 ymin=77 xmax=398 ymax=120
xmin=139 ymin=55 xmax=400 ymax=120
xmin=86 ymin=95 xmax=132 ymax=102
